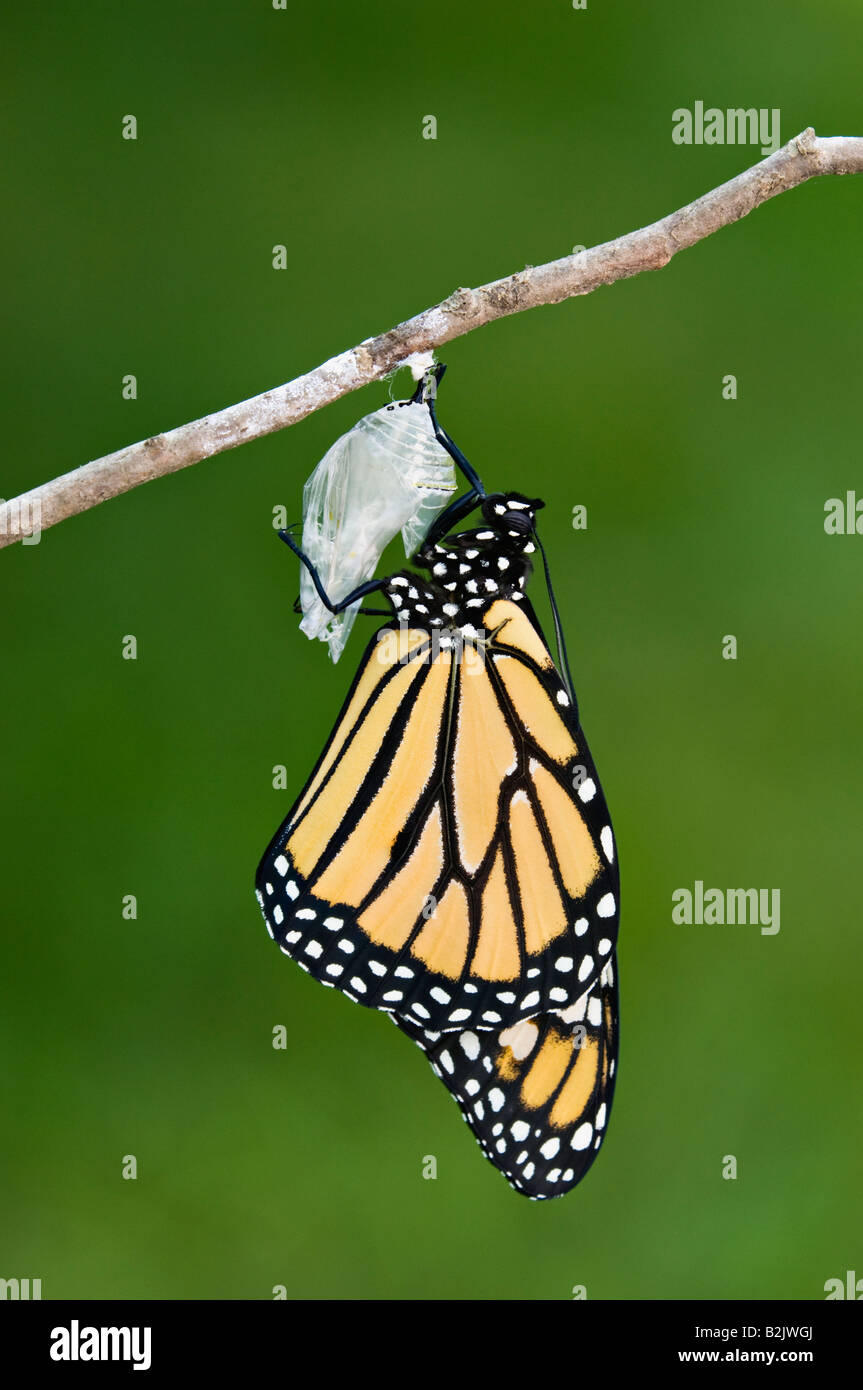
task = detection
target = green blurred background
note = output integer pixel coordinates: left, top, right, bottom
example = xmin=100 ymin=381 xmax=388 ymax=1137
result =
xmin=2 ymin=0 xmax=861 ymax=1300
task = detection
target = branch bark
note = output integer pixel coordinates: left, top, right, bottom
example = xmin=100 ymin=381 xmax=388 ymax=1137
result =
xmin=2 ymin=127 xmax=861 ymax=550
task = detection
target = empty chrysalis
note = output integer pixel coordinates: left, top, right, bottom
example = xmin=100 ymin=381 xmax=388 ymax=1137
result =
xmin=297 ymin=371 xmax=457 ymax=661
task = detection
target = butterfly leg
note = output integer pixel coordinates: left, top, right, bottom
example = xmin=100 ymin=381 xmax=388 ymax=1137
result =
xmin=428 ymin=424 xmax=484 ymax=499
xmin=278 ymin=529 xmax=387 ymax=615
xmin=410 ymin=361 xmax=488 ymax=546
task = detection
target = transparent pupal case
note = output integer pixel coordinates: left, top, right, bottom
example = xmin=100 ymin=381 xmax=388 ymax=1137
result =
xmin=298 ymin=398 xmax=457 ymax=662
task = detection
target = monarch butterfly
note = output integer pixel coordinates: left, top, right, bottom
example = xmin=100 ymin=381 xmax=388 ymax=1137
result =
xmin=256 ymin=366 xmax=620 ymax=1199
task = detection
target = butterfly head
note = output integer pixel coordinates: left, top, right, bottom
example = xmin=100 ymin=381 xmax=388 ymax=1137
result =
xmin=481 ymin=493 xmax=545 ymax=546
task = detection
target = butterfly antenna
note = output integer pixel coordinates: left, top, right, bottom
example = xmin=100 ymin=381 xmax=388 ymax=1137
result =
xmin=535 ymin=529 xmax=577 ymax=712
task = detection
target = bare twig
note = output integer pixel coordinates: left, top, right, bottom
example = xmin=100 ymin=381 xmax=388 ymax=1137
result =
xmin=2 ymin=127 xmax=861 ymax=550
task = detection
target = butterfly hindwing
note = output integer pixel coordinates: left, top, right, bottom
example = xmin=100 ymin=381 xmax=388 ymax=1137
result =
xmin=256 ymin=597 xmax=619 ymax=1034
xmin=395 ymin=952 xmax=619 ymax=1199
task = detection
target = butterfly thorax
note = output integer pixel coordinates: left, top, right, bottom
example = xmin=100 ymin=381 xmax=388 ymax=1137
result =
xmin=382 ymin=492 xmax=544 ymax=629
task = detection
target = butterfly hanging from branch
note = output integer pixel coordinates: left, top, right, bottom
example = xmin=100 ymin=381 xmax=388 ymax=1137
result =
xmin=255 ymin=364 xmax=620 ymax=1200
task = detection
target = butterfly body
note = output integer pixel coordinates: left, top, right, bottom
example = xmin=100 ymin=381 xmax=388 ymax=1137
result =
xmin=257 ymin=485 xmax=620 ymax=1198
xmin=381 ymin=491 xmax=538 ymax=629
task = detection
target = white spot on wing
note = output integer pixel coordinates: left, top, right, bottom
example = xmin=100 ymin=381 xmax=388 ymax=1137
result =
xmin=571 ymin=1122 xmax=592 ymax=1150
xmin=498 ymin=1020 xmax=539 ymax=1060
xmin=559 ymin=993 xmax=588 ymax=1024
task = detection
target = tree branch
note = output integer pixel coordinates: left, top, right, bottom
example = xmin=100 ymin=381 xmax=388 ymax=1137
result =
xmin=2 ymin=127 xmax=861 ymax=551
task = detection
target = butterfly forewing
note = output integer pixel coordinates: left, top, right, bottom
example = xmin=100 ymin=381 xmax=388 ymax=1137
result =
xmin=256 ymin=596 xmax=619 ymax=1032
